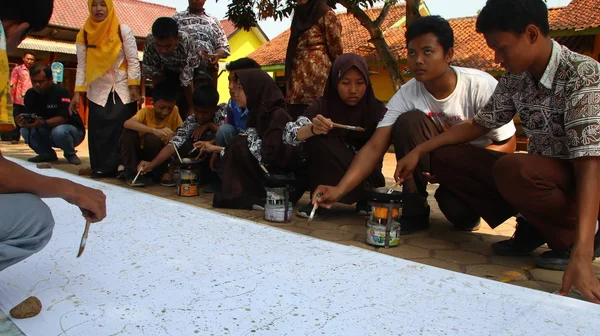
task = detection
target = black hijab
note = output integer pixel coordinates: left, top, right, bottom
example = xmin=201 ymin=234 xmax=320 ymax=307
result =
xmin=303 ymin=53 xmax=386 ymax=144
xmin=236 ymin=69 xmax=289 ymax=138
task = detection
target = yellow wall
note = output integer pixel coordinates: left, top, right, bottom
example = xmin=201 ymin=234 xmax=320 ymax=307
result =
xmin=217 ymin=29 xmax=265 ymax=103
xmin=368 ymin=64 xmax=403 ymax=103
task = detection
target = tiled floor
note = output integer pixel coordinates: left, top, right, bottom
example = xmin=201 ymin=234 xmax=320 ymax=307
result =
xmin=0 ymin=138 xmax=597 ymax=332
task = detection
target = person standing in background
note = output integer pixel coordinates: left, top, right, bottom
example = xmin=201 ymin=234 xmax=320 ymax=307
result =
xmin=172 ymin=0 xmax=230 ymax=88
xmin=70 ymin=0 xmax=141 ymax=179
xmin=6 ymin=51 xmax=35 ymax=144
xmin=285 ymin=0 xmax=343 ymax=120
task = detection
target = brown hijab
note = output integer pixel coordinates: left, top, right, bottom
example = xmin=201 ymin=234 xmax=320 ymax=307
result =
xmin=285 ymin=0 xmax=331 ymax=85
xmin=303 ymin=53 xmax=386 ymax=145
xmin=236 ymin=68 xmax=289 ymax=138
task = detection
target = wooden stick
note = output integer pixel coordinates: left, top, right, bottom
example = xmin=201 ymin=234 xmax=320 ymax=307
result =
xmin=131 ymin=164 xmax=144 ymax=186
xmin=172 ymin=144 xmax=183 ymax=163
xmin=259 ymin=163 xmax=269 ymax=175
xmin=387 ymin=181 xmax=400 ymax=194
xmin=307 ymin=202 xmax=318 ymax=224
xmin=77 ymin=220 xmax=91 ymax=258
xmin=308 ymin=193 xmax=323 ymax=224
xmin=188 ymin=147 xmax=199 ymax=155
xmin=332 ymin=122 xmax=366 ymax=132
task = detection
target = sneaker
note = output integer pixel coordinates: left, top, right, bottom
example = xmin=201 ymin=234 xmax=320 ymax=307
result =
xmin=65 ymin=154 xmax=81 ymax=165
xmin=297 ymin=203 xmax=317 ymax=219
xmin=491 ymin=217 xmax=545 ymax=256
xmin=124 ymin=169 xmax=144 ymax=187
xmin=252 ymin=204 xmax=265 ymax=211
xmin=160 ymin=178 xmax=176 ymax=187
xmin=355 ymin=200 xmax=371 ymax=216
xmin=91 ymin=171 xmax=116 ymax=179
xmin=28 ymin=155 xmax=58 ymax=163
xmin=399 ymin=206 xmax=431 ymax=235
xmin=128 ymin=177 xmax=146 ymax=187
xmin=535 ymin=230 xmax=600 ymax=271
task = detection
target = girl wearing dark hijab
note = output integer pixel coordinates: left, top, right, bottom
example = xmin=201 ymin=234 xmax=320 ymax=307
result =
xmin=285 ymin=0 xmax=343 ymax=119
xmin=284 ymin=53 xmax=386 ymax=218
xmin=211 ymin=69 xmax=304 ymax=210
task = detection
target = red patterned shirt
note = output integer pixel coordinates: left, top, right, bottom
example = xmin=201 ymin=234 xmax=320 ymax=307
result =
xmin=9 ymin=64 xmax=31 ymax=106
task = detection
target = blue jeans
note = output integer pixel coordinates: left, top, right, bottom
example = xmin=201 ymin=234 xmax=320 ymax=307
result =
xmin=215 ymin=124 xmax=238 ymax=147
xmin=0 ymin=193 xmax=54 ymax=271
xmin=21 ymin=124 xmax=85 ymax=157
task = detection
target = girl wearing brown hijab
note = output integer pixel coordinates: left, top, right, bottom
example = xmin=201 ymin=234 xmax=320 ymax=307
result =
xmin=285 ymin=0 xmax=343 ymax=120
xmin=212 ymin=69 xmax=305 ymax=210
xmin=284 ymin=53 xmax=386 ymax=218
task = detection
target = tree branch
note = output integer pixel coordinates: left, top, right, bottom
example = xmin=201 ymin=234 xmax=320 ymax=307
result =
xmin=374 ymin=0 xmax=394 ymax=28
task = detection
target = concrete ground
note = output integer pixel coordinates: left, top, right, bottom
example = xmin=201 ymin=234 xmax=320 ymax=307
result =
xmin=0 ymin=138 xmax=598 ymax=333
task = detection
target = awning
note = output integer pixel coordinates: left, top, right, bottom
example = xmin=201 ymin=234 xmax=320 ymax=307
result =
xmin=17 ymin=37 xmax=144 ymax=59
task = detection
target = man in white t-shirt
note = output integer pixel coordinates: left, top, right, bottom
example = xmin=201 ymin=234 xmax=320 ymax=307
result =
xmin=312 ymin=15 xmax=516 ymax=233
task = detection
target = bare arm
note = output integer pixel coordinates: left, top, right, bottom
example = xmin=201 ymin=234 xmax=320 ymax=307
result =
xmin=141 ymin=144 xmax=176 ymax=173
xmin=124 ymin=117 xmax=157 ymax=134
xmin=0 ymin=152 xmax=106 ymax=222
xmin=313 ymin=126 xmax=392 ymax=207
xmin=559 ymin=157 xmax=600 ymax=303
xmin=394 ymin=119 xmax=489 ymax=182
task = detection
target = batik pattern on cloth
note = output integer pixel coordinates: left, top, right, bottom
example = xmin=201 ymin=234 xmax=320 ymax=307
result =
xmin=474 ymin=40 xmax=600 ymax=159
xmin=142 ymin=31 xmax=200 ymax=87
xmin=286 ymin=10 xmax=342 ymax=105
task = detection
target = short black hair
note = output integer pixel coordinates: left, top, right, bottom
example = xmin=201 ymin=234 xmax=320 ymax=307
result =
xmin=226 ymin=58 xmax=261 ymax=71
xmin=476 ymin=0 xmax=550 ymax=36
xmin=192 ymin=85 xmax=219 ymax=108
xmin=405 ymin=15 xmax=454 ymax=53
xmin=23 ymin=51 xmax=36 ymax=57
xmin=29 ymin=64 xmax=52 ymax=80
xmin=0 ymin=0 xmax=54 ymax=32
xmin=152 ymin=82 xmax=177 ymax=103
xmin=152 ymin=17 xmax=179 ymax=40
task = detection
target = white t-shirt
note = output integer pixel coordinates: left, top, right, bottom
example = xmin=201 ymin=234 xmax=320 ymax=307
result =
xmin=378 ymin=66 xmax=516 ymax=148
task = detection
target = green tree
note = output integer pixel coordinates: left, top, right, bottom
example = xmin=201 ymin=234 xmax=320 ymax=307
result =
xmin=224 ymin=0 xmax=422 ymax=91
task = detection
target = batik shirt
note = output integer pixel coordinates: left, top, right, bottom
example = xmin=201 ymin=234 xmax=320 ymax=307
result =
xmin=172 ymin=9 xmax=230 ymax=57
xmin=474 ymin=40 xmax=600 ymax=159
xmin=287 ymin=9 xmax=343 ymax=105
xmin=9 ymin=64 xmax=31 ymax=106
xmin=142 ymin=31 xmax=200 ymax=87
xmin=170 ymin=103 xmax=227 ymax=148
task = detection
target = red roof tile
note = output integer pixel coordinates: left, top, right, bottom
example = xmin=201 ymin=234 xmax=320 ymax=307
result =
xmin=251 ymin=0 xmax=600 ymax=71
xmin=220 ymin=20 xmax=238 ymax=37
xmin=548 ymin=6 xmax=567 ymax=27
xmin=50 ymin=0 xmax=176 ymax=37
xmin=550 ymin=0 xmax=600 ymax=31
xmin=250 ymin=4 xmax=407 ymax=66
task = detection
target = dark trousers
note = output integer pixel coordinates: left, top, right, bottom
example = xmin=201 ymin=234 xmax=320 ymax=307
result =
xmin=5 ymin=104 xmax=24 ymax=141
xmin=88 ymin=93 xmax=135 ymax=174
xmin=392 ymin=110 xmax=480 ymax=227
xmin=304 ymin=135 xmax=384 ymax=204
xmin=431 ymin=145 xmax=600 ymax=251
xmin=120 ymin=129 xmax=168 ymax=177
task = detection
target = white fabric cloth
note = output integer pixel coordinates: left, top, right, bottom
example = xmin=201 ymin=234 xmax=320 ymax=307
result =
xmin=378 ymin=66 xmax=516 ymax=148
xmin=74 ymin=24 xmax=141 ymax=107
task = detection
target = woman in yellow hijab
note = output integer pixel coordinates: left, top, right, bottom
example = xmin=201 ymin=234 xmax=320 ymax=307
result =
xmin=70 ymin=0 xmax=141 ymax=178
